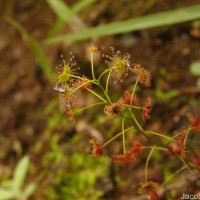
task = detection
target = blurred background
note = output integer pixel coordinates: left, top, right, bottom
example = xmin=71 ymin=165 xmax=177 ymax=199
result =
xmin=0 ymin=0 xmax=200 ymax=199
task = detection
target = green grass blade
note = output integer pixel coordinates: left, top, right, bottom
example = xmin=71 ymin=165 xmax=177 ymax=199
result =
xmin=12 ymin=156 xmax=29 ymax=190
xmin=0 ymin=189 xmax=18 ymax=200
xmin=47 ymin=0 xmax=74 ymax=22
xmin=5 ymin=16 xmax=53 ymax=79
xmin=48 ymin=17 xmax=65 ymax=38
xmin=46 ymin=5 xmax=200 ymax=44
xmin=47 ymin=0 xmax=95 ymax=37
xmin=72 ymin=0 xmax=96 ymax=13
xmin=23 ymin=183 xmax=36 ymax=198
xmin=47 ymin=0 xmax=96 ymax=20
xmin=29 ymin=38 xmax=54 ymax=79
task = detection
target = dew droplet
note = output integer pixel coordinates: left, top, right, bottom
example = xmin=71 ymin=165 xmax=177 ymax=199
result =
xmin=110 ymin=46 xmax=114 ymax=51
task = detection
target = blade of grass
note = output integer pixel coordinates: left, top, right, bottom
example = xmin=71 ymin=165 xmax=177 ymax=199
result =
xmin=46 ymin=5 xmax=200 ymax=44
xmin=48 ymin=0 xmax=96 ymax=37
xmin=47 ymin=0 xmax=74 ymax=22
xmin=47 ymin=0 xmax=96 ymax=38
xmin=48 ymin=17 xmax=65 ymax=38
xmin=4 ymin=16 xmax=53 ymax=79
xmin=47 ymin=0 xmax=89 ymax=33
xmin=72 ymin=0 xmax=96 ymax=14
xmin=47 ymin=0 xmax=96 ymax=21
xmin=13 ymin=156 xmax=29 ymax=190
xmin=0 ymin=189 xmax=17 ymax=200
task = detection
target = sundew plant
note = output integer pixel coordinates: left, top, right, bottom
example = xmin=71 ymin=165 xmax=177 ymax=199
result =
xmin=53 ymin=45 xmax=200 ymax=200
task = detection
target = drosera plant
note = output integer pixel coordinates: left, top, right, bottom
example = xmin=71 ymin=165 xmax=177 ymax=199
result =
xmin=53 ymin=45 xmax=200 ymax=199
xmin=0 ymin=156 xmax=36 ymax=200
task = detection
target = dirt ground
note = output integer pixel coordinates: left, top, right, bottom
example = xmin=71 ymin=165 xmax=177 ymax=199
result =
xmin=0 ymin=0 xmax=200 ymax=199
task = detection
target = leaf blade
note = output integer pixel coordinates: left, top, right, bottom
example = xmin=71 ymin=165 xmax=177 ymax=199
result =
xmin=12 ymin=156 xmax=30 ymax=190
xmin=47 ymin=0 xmax=95 ymax=37
xmin=47 ymin=0 xmax=73 ymax=22
xmin=23 ymin=183 xmax=36 ymax=198
xmin=0 ymin=189 xmax=18 ymax=200
xmin=72 ymin=0 xmax=96 ymax=13
xmin=5 ymin=16 xmax=53 ymax=79
xmin=46 ymin=5 xmax=200 ymax=44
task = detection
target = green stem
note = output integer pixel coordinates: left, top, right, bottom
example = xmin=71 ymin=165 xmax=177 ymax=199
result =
xmin=184 ymin=126 xmax=192 ymax=146
xmin=102 ymin=127 xmax=134 ymax=147
xmin=141 ymin=146 xmax=167 ymax=151
xmin=130 ymin=78 xmax=139 ymax=107
xmin=91 ymin=51 xmax=96 ymax=80
xmin=74 ymin=102 xmax=106 ymax=114
xmin=128 ymin=107 xmax=144 ymax=131
xmin=86 ymin=88 xmax=107 ymax=103
xmin=161 ymin=166 xmax=186 ymax=186
xmin=98 ymin=68 xmax=111 ymax=81
xmin=179 ymin=156 xmax=192 ymax=172
xmin=70 ymin=70 xmax=112 ymax=104
xmin=70 ymin=75 xmax=97 ymax=85
xmin=97 ymin=82 xmax=112 ymax=104
xmin=70 ymin=74 xmax=85 ymax=80
xmin=72 ymin=80 xmax=92 ymax=93
xmin=122 ymin=118 xmax=126 ymax=154
xmin=128 ymin=110 xmax=162 ymax=146
xmin=123 ymin=104 xmax=142 ymax=110
xmin=69 ymin=75 xmax=111 ymax=104
xmin=145 ymin=131 xmax=175 ymax=141
xmin=172 ymin=132 xmax=182 ymax=139
xmin=145 ymin=146 xmax=156 ymax=182
xmin=69 ymin=75 xmax=96 ymax=86
xmin=106 ymin=68 xmax=113 ymax=94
